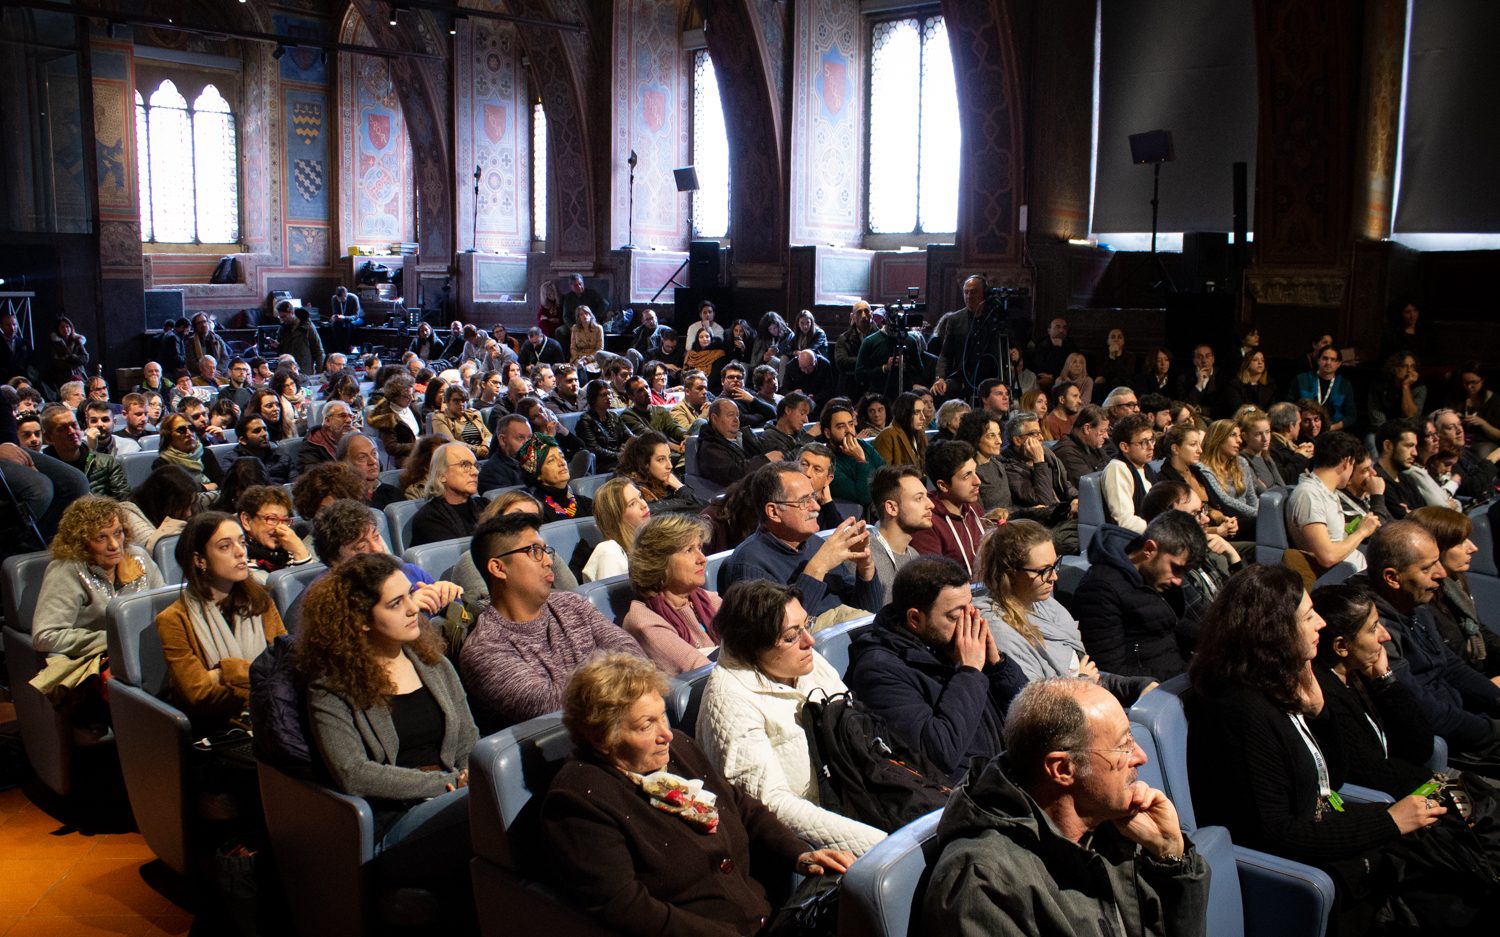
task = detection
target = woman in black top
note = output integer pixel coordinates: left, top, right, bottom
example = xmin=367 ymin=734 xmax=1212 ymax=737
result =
xmin=1408 ymin=506 xmax=1500 ymax=677
xmin=518 ymin=433 xmax=593 ymax=523
xmin=1187 ymin=565 xmax=1492 ymax=935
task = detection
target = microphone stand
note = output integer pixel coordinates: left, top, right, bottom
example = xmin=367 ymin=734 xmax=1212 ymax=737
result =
xmin=466 ymin=164 xmax=481 ymax=253
xmin=624 ymin=150 xmax=638 ymax=250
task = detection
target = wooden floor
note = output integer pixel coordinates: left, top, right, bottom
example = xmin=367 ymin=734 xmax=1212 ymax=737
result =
xmin=0 ymin=703 xmax=195 ymax=937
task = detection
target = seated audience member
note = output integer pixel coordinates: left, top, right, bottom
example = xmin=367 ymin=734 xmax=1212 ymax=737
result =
xmin=868 ymin=465 xmax=933 ymax=607
xmin=796 ymin=443 xmax=854 ymax=531
xmin=296 ymin=553 xmax=477 ymax=918
xmin=717 ymin=462 xmax=879 ymax=628
xmin=39 ymin=403 xmax=130 ymax=500
xmin=717 ymin=360 xmax=775 ymax=428
xmin=1456 ymin=363 xmax=1500 ymax=458
xmin=846 ymin=557 xmax=1027 ymax=780
xmin=697 ymin=580 xmax=887 ymax=853
xmin=1000 ymin=412 xmax=1080 ymax=551
xmin=1407 ymin=506 xmax=1500 ymax=677
xmin=668 ymin=368 xmax=711 ymax=431
xmin=1340 ymin=444 xmax=1397 ymax=525
xmin=1237 ymin=406 xmax=1284 ymax=492
xmin=932 ymin=399 xmax=966 ymax=443
xmin=248 ymin=388 xmax=293 ymax=443
xmin=1051 ymin=403 xmax=1110 ymax=487
xmin=1291 ymin=345 xmax=1357 ymax=430
xmin=581 ymin=477 xmax=651 ymax=582
xmin=1139 ymin=481 xmax=1243 ymax=628
xmin=1373 ymin=417 xmax=1425 ymax=519
xmin=622 ymin=514 xmax=722 ymax=674
xmin=157 ymin=512 xmax=285 ymax=731
xmin=154 ymin=412 xmax=224 ymax=493
xmin=541 ymin=654 xmax=852 ymax=936
xmin=1101 ymin=413 xmax=1156 ymax=534
xmin=696 ymin=397 xmax=784 ymax=489
xmin=367 ymin=374 xmax=421 ymax=466
xmin=83 ymin=400 xmax=137 ymax=457
xmin=1186 ymin=564 xmax=1481 ymax=934
xmin=922 ymin=677 xmax=1206 ymax=934
xmin=336 ymin=432 xmax=404 ymax=509
xmin=1364 ymin=521 xmax=1500 ymax=772
xmin=956 ymin=409 xmax=1013 ymax=515
xmin=1409 ymin=416 xmax=1459 ymax=510
xmin=1136 ymin=347 xmax=1174 ymax=396
xmin=517 ymin=433 xmax=592 ymax=523
xmin=397 ymin=436 xmax=447 ymax=502
xmin=1100 ymin=385 xmax=1139 ymax=429
xmin=1196 ymin=418 xmax=1260 ymax=537
xmin=1042 ymin=379 xmax=1085 ymax=442
xmin=541 ymin=362 xmax=583 ymax=414
xmin=116 ymin=394 xmax=154 ymax=443
xmin=618 ymin=376 xmax=686 ymax=450
xmin=821 ymin=397 xmax=884 ymax=508
xmin=16 ymin=412 xmax=42 ymax=452
xmin=855 ymin=392 xmax=889 ymax=438
xmin=295 ymin=400 xmax=355 ymax=480
xmin=238 ymin=484 xmax=313 ymax=575
xmin=575 ymin=379 xmax=634 ymax=473
xmin=1224 ymin=348 xmax=1277 ymax=415
xmin=121 ymin=465 xmax=198 ymax=550
xmin=910 ymin=440 xmax=986 ymax=577
xmin=409 ymin=442 xmax=488 ymax=548
xmin=616 ymin=431 xmax=705 ymax=515
xmin=1173 ymin=343 xmax=1224 ymax=418
xmin=780 ymin=349 xmax=836 ymax=405
xmin=1268 ymin=400 xmax=1314 ymax=481
xmin=759 ymin=391 xmax=816 ymax=456
xmin=1366 ymin=351 xmax=1426 ymax=432
xmin=872 ymin=391 xmax=928 ymax=468
xmin=215 ymin=456 xmax=270 ymax=516
xmin=179 ymin=396 xmax=224 ymax=445
xmin=477 ymin=412 xmax=532 ymax=491
xmin=459 ymin=513 xmax=644 ymax=729
xmin=445 ymin=491 xmax=580 ymax=600
xmin=975 ymin=519 xmax=1156 ymax=705
xmin=229 ymin=414 xmax=292 ymax=485
xmin=1287 ymin=430 xmax=1380 ymax=575
xmin=430 ymin=386 xmax=492 ymax=460
xmin=1075 ymin=510 xmax=1207 ymax=680
xmin=292 ymin=462 xmax=367 ymax=527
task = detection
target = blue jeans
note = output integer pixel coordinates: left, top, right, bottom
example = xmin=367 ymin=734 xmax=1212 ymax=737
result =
xmin=374 ymin=786 xmax=471 ymax=891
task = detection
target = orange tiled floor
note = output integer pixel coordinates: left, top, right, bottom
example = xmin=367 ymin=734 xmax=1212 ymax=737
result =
xmin=0 ymin=784 xmax=196 ymax=937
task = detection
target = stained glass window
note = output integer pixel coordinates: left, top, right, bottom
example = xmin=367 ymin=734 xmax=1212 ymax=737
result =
xmin=137 ymin=79 xmax=240 ymax=244
xmin=868 ymin=16 xmax=960 ymax=235
xmin=532 ymin=101 xmax=547 ymax=242
xmin=691 ymin=49 xmax=730 ymax=239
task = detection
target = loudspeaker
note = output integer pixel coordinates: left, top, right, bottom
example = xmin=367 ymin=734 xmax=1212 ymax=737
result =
xmin=1128 ymin=130 xmax=1175 ymax=164
xmin=689 ymin=240 xmax=721 ymax=290
xmin=1181 ymin=232 xmax=1229 ymax=294
xmin=1232 ymin=161 xmax=1248 ymax=283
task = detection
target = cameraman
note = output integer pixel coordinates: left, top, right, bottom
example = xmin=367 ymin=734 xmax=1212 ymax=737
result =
xmin=855 ymin=305 xmax=934 ymax=401
xmin=932 ymin=275 xmax=1019 ymax=404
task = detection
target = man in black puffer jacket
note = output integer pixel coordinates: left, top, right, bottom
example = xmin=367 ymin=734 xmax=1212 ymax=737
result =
xmin=1073 ymin=512 xmax=1206 ymax=680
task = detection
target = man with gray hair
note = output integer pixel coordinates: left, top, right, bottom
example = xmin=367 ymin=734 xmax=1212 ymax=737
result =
xmin=1000 ymin=410 xmax=1080 ymax=554
xmin=296 ymin=399 xmax=355 ymax=479
xmin=410 ymin=442 xmax=488 ymax=547
xmin=1101 ymin=385 xmax=1140 ymax=425
xmin=922 ymin=678 xmax=1206 ymax=935
xmin=1268 ymin=400 xmax=1313 ymax=481
xmin=696 ymin=396 xmax=784 ymax=488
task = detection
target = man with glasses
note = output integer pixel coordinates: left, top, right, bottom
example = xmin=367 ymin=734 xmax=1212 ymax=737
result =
xmin=1101 ymin=413 xmax=1157 ymax=534
xmin=409 ymin=442 xmax=489 ymax=548
xmin=296 ymin=399 xmax=356 ymax=480
xmin=461 ymin=511 xmax=644 ymax=729
xmin=217 ymin=357 xmax=255 ymax=413
xmin=846 ymin=557 xmax=1027 ymax=781
xmin=718 ymin=461 xmax=880 ymax=630
xmin=922 ymin=677 xmax=1205 ymax=934
xmin=39 ymin=403 xmax=130 ymax=500
xmin=1075 ymin=509 xmax=1207 ymax=680
xmin=718 ymin=361 xmax=775 ymax=428
xmin=1000 ymin=412 xmax=1079 ymax=554
xmin=337 ymin=432 xmax=405 ymax=509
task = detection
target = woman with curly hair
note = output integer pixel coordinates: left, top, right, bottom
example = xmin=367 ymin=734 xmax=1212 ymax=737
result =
xmin=616 ymin=431 xmax=705 ymax=515
xmin=581 ymin=476 xmax=652 ymax=583
xmin=296 ymin=552 xmax=478 ymax=917
xmin=32 ymin=496 xmax=165 ymax=722
xmin=156 ymin=511 xmax=284 ymax=732
xmin=856 ymin=392 xmax=889 ymax=439
xmin=367 ymin=373 xmax=421 ymax=466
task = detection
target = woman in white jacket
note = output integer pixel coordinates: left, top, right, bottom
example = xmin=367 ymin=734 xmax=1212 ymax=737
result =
xmin=695 ymin=579 xmax=886 ymax=856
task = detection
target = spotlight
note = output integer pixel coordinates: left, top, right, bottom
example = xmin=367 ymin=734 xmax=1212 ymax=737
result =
xmin=272 ymin=44 xmax=286 ymax=60
xmin=388 ymin=4 xmax=404 ymax=27
xmin=449 ymin=13 xmax=467 ymax=36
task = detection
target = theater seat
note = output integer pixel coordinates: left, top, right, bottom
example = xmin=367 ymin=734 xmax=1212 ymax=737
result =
xmin=570 ymin=473 xmax=611 ymax=500
xmin=1077 ymin=471 xmax=1105 ymax=554
xmin=683 ymin=436 xmax=725 ymax=500
xmin=667 ymin=663 xmax=714 ymax=729
xmin=259 ymin=762 xmax=374 ymax=937
xmin=384 ymin=499 xmax=422 ymax=556
xmin=575 ymin=574 xmax=634 ymax=624
xmin=836 ymin=809 xmax=943 ymax=937
xmin=812 ymin=614 xmax=875 ymax=678
xmin=404 ymin=537 xmax=469 ymax=581
xmin=540 ymin=515 xmax=606 ymax=580
xmin=266 ymin=562 xmax=327 ymax=623
xmin=1255 ymin=487 xmax=1291 ymax=567
xmin=152 ymin=535 xmax=182 ymax=584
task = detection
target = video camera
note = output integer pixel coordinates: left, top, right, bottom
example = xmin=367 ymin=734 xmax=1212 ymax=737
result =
xmin=983 ymin=285 xmax=1030 ymax=312
xmin=884 ymin=286 xmax=927 ymax=332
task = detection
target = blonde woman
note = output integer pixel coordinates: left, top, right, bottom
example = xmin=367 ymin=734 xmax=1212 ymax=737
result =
xmin=1059 ymin=351 xmax=1094 ymax=405
xmin=569 ymin=306 xmax=604 ymax=366
xmin=622 ymin=514 xmax=722 ymax=674
xmin=1198 ymin=418 xmax=1260 ymax=535
xmin=581 ymin=476 xmax=652 ymax=582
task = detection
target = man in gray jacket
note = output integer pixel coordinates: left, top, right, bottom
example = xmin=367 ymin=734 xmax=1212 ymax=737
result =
xmin=922 ymin=678 xmax=1208 ymax=936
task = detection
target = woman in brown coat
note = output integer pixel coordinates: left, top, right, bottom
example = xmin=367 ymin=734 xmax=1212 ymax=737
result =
xmin=540 ymin=653 xmax=852 ymax=937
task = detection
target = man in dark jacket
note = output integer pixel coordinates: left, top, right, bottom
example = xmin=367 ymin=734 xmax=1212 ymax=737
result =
xmin=1050 ymin=404 xmax=1110 ymax=488
xmin=519 ymin=326 xmax=564 ymax=370
xmin=157 ymin=318 xmax=189 ymax=373
xmin=921 ymin=679 xmax=1208 ymax=935
xmin=295 ymin=400 xmax=355 ymax=480
xmin=39 ymin=404 xmax=130 ymax=500
xmin=273 ymin=301 xmax=325 ymax=374
xmin=478 ymin=413 xmax=532 ymax=491
xmin=696 ymin=398 xmax=784 ymax=488
xmin=1074 ymin=512 xmax=1205 ymax=680
xmin=1000 ymin=412 xmax=1080 ymax=554
xmin=845 ymin=557 xmax=1027 ymax=781
xmin=1364 ymin=521 xmax=1500 ymax=767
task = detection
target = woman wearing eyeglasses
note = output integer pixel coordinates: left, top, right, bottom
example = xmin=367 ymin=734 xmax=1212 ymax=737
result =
xmin=235 ymin=485 xmax=312 ymax=576
xmin=695 ymin=579 xmax=887 ymax=855
xmin=973 ymin=520 xmax=1155 ymax=703
xmin=409 ymin=442 xmax=490 ymax=548
xmin=153 ymin=412 xmax=224 ymax=493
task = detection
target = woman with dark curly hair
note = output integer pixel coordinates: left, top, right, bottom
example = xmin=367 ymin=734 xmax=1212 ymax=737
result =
xmin=291 ymin=461 xmax=367 ymax=522
xmin=296 ymin=552 xmax=478 ymax=915
xmin=122 ymin=464 xmax=200 ymax=550
xmin=616 ymin=431 xmax=705 ymax=515
xmin=248 ymin=387 xmax=294 ymax=442
xmin=856 ymin=392 xmax=889 ymax=439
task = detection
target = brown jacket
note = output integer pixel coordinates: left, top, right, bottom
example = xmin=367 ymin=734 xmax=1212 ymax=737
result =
xmin=156 ymin=598 xmax=286 ymax=731
xmin=540 ymin=730 xmax=808 ymax=937
xmin=431 ymin=408 xmax=493 ymax=459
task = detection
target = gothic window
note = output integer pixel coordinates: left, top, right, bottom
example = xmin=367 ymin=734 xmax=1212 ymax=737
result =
xmin=867 ymin=15 xmax=959 ymax=235
xmin=137 ymin=78 xmax=240 ymax=244
xmin=691 ymin=49 xmax=730 ymax=239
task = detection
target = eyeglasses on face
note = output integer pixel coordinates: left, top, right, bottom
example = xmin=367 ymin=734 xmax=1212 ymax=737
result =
xmin=1019 ymin=563 xmax=1060 ymax=581
xmin=777 ymin=624 xmax=812 ymax=646
xmin=497 ymin=542 xmax=555 ymax=563
xmin=255 ymin=514 xmax=290 ymax=526
xmin=772 ymin=493 xmax=820 ymax=509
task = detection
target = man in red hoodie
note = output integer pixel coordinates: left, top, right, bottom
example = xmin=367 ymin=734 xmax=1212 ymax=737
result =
xmin=910 ymin=439 xmax=986 ymax=579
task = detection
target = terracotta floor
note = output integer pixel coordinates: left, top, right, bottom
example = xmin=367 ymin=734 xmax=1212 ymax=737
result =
xmin=0 ymin=704 xmax=196 ymax=937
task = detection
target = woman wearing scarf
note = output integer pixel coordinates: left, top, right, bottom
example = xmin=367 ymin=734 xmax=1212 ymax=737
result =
xmin=683 ymin=327 xmax=725 ymax=379
xmin=541 ymin=653 xmax=852 ymax=936
xmin=621 ymin=515 xmax=722 ymax=675
xmin=519 ymin=432 xmax=594 ymax=522
xmin=156 ymin=511 xmax=285 ymax=733
xmin=153 ymin=412 xmax=224 ymax=493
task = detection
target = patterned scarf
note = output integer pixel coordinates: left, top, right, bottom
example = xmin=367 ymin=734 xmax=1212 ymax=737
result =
xmin=627 ymin=767 xmax=720 ymax=834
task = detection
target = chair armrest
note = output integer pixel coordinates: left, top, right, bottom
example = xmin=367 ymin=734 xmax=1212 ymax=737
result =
xmin=1338 ymin=783 xmax=1395 ymax=805
xmin=1235 ymin=845 xmax=1334 ymax=937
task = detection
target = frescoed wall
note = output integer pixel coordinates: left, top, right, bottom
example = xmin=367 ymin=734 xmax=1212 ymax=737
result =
xmin=789 ymin=0 xmax=862 ymax=246
xmin=611 ymin=0 xmax=691 ymax=250
xmin=340 ymin=29 xmax=415 ymax=249
xmin=454 ymin=18 xmax=531 ymax=253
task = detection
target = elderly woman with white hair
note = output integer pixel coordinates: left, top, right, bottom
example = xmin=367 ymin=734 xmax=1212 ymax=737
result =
xmin=408 ymin=441 xmax=489 ymax=547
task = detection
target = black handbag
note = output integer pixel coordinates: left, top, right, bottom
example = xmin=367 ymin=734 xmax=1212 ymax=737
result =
xmin=762 ymin=872 xmax=840 ymax=937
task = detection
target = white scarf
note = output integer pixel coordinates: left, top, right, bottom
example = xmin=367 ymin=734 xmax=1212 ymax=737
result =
xmin=186 ymin=593 xmax=269 ymax=670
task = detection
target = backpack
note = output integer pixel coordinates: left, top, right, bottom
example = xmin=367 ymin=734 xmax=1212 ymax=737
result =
xmin=248 ymin=634 xmax=314 ymax=772
xmin=210 ymin=256 xmax=240 ymax=284
xmin=800 ymin=689 xmax=953 ymax=832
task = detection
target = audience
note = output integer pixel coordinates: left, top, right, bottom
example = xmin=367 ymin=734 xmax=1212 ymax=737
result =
xmin=955 ymin=409 xmax=1013 ymax=514
xmin=758 ymin=391 xmax=816 ymax=457
xmin=409 ymin=442 xmax=488 ymax=548
xmin=872 ymin=391 xmax=928 ymax=468
xmin=909 ymin=440 xmax=986 ymax=577
xmin=621 ymin=514 xmax=722 ymax=674
xmin=1101 ymin=412 xmax=1156 ymax=533
xmin=821 ymin=397 xmax=883 ymax=508
xmin=238 ymin=484 xmax=313 ymax=575
xmin=40 ymin=403 xmax=130 ymax=500
xmin=1052 ymin=403 xmax=1110 ymax=485
xmin=477 ymin=412 xmax=532 ymax=491
xmin=430 ymin=386 xmax=492 ymax=460
xmin=368 ymin=374 xmax=421 ymax=466
xmin=868 ymin=465 xmax=933 ymax=606
xmin=155 ymin=412 xmax=224 ymax=494
xmin=1197 ymin=418 xmax=1260 ymax=537
xmin=1287 ymin=430 xmax=1379 ymax=576
xmin=518 ymin=433 xmax=592 ymax=523
xmin=1291 ymin=344 xmax=1357 ymax=430
xmin=616 ymin=430 xmax=703 ymax=515
xmin=581 ymin=476 xmax=650 ymax=582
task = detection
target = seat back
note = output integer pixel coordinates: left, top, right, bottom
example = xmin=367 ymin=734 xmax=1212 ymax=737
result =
xmin=266 ymin=563 xmax=328 ymax=622
xmin=556 ymin=410 xmax=584 ymax=433
xmin=683 ymin=435 xmax=699 ymax=475
xmin=367 ymin=505 xmax=392 ymax=551
xmin=1255 ymin=487 xmax=1291 ymax=566
xmin=1468 ymin=504 xmax=1495 ymax=576
xmin=835 ymin=809 xmax=943 ymax=937
xmin=384 ymin=499 xmax=423 ymax=556
xmin=404 ymin=537 xmax=470 ymax=580
xmin=139 ymin=435 xmax=161 ymax=451
xmin=482 ymin=484 xmax=524 ymax=501
xmin=1126 ymin=674 xmax=1200 ymax=829
xmin=575 ymin=574 xmax=636 ymax=624
xmin=468 ymin=712 xmax=576 ymax=872
xmin=121 ymin=450 xmax=158 ymax=490
xmin=208 ymin=442 xmax=237 ymax=464
xmin=152 ymin=535 xmax=182 ymax=584
xmin=378 ymin=468 xmax=403 ymax=488
xmin=105 ymin=586 xmax=183 ymax=695
xmin=667 ymin=663 xmax=715 ymax=729
xmin=541 ymin=516 xmax=605 ymax=579
xmin=259 ymin=763 xmax=374 ymax=937
xmin=1077 ymin=471 xmax=1105 ymax=553
xmin=703 ymin=549 xmax=731 ymax=592
xmin=571 ymin=473 xmax=611 ymax=500
xmin=1191 ymin=825 xmax=1247 ymax=937
xmin=2 ymin=550 xmax=53 ymax=634
xmin=813 ymin=614 xmax=875 ymax=678
xmin=1054 ymin=555 xmax=1090 ymax=608
xmin=279 ymin=437 xmax=303 ymax=467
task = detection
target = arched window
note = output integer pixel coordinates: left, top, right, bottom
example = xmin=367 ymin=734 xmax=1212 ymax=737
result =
xmin=532 ymin=100 xmax=548 ymax=243
xmin=867 ymin=15 xmax=959 ymax=236
xmin=136 ymin=79 xmax=240 ymax=244
xmin=691 ymin=49 xmax=730 ymax=239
